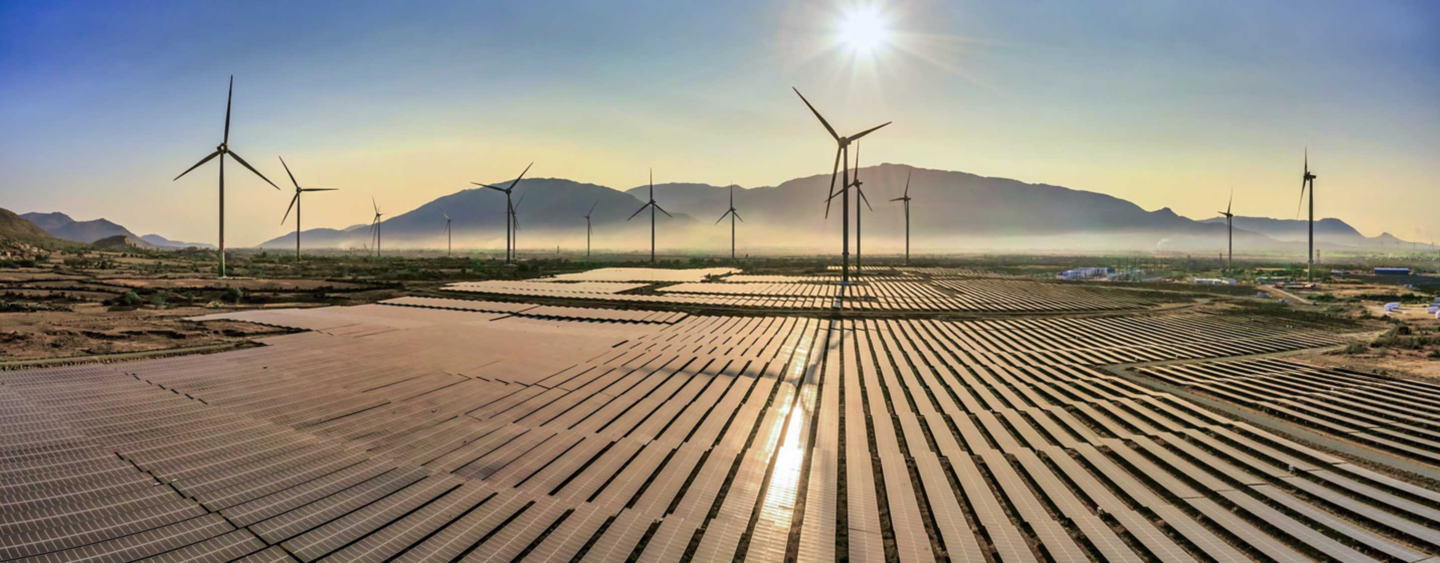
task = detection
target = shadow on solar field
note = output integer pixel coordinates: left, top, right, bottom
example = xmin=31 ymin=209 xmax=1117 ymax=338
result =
xmin=12 ymin=268 xmax=1440 ymax=563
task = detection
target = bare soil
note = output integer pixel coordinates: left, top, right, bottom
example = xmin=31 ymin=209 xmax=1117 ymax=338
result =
xmin=0 ymin=303 xmax=286 ymax=363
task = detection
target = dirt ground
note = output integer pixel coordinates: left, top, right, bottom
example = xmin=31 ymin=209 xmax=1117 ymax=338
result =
xmin=103 ymin=278 xmax=370 ymax=291
xmin=0 ymin=261 xmax=405 ymax=363
xmin=1299 ymin=349 xmax=1440 ymax=380
xmin=0 ymin=302 xmax=287 ymax=363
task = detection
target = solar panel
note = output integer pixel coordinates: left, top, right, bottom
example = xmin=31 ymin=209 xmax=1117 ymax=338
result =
xmin=5 ymin=294 xmax=1426 ymax=563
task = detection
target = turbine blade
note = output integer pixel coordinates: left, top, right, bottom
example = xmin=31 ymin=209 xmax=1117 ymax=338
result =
xmin=476 ymin=183 xmax=510 ymax=193
xmin=824 ymin=147 xmax=841 ymax=219
xmin=889 ymin=197 xmax=905 ymax=202
xmin=792 ymin=87 xmax=839 ymax=141
xmin=848 ymin=121 xmax=891 ymax=142
xmin=513 ymin=190 xmax=527 ymax=210
xmin=227 ymin=150 xmax=279 ymax=189
xmin=655 ymin=203 xmax=672 ymax=217
xmin=734 ymin=211 xmax=744 ymax=222
xmin=627 ymin=204 xmax=647 ymax=221
xmin=859 ymin=188 xmax=873 ymax=211
xmin=715 ymin=210 xmax=728 ymax=224
xmin=589 ymin=199 xmax=599 ymax=215
xmin=282 ymin=193 xmax=299 ymax=225
xmin=304 ymin=188 xmax=338 ymax=192
xmin=174 ymin=150 xmax=221 ymax=181
xmin=904 ymin=170 xmax=911 ymax=197
xmin=224 ymin=75 xmax=233 ymax=144
xmin=853 ymin=142 xmax=861 ymax=181
xmin=1227 ymin=188 xmax=1232 ymax=214
xmin=508 ymin=162 xmax=533 ymax=190
xmin=372 ymin=196 xmax=378 ymax=214
xmin=278 ymin=155 xmax=299 ymax=190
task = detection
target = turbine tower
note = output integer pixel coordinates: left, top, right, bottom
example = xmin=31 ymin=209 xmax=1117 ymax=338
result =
xmin=584 ymin=200 xmax=598 ymax=258
xmin=628 ymin=169 xmax=671 ymax=263
xmin=1297 ymin=147 xmax=1317 ymax=282
xmin=793 ymin=87 xmax=890 ymax=285
xmin=889 ymin=170 xmax=913 ymax=266
xmin=474 ymin=162 xmax=532 ymax=264
xmin=369 ymin=198 xmax=383 ymax=257
xmin=826 ymin=142 xmax=874 ymax=273
xmin=1218 ymin=189 xmax=1234 ymax=269
xmin=510 ymin=190 xmax=527 ymax=260
xmin=173 ymin=76 xmax=279 ymax=278
xmin=442 ymin=210 xmax=452 ymax=256
xmin=715 ymin=185 xmax=744 ymax=261
xmin=278 ymin=157 xmax=337 ymax=263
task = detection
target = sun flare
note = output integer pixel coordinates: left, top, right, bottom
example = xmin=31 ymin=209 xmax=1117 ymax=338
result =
xmin=838 ymin=5 xmax=889 ymax=55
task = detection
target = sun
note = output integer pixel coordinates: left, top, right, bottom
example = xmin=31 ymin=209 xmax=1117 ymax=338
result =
xmin=837 ymin=5 xmax=890 ymax=56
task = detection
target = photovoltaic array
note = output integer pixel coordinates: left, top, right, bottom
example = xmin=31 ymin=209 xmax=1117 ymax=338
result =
xmin=7 ymin=292 xmax=1430 ymax=563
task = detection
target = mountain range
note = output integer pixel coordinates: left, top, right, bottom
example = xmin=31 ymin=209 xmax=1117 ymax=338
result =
xmin=19 ymin=212 xmax=212 ymax=248
xmin=0 ymin=208 xmax=74 ymax=250
xmin=7 ymin=164 xmax=1415 ymax=255
xmin=256 ymin=163 xmax=1415 ymax=254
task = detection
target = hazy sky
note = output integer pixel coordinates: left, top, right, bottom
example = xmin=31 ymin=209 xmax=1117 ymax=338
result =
xmin=2 ymin=0 xmax=1437 ymax=246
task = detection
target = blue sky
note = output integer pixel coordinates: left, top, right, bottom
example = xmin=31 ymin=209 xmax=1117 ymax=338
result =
xmin=2 ymin=0 xmax=1437 ymax=245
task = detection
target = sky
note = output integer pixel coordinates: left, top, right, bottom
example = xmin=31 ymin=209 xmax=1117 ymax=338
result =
xmin=2 ymin=0 xmax=1437 ymax=246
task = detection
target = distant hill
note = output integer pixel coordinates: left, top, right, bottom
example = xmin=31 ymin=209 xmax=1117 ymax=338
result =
xmin=139 ymin=234 xmax=214 ymax=249
xmin=20 ymin=211 xmax=207 ymax=250
xmin=628 ymin=165 xmax=1215 ymax=237
xmin=21 ymin=211 xmax=139 ymax=244
xmin=254 ymin=164 xmax=1415 ymax=254
xmin=0 ymin=208 xmax=76 ymax=251
xmin=259 ymin=178 xmax=695 ymax=250
xmin=93 ymin=234 xmax=156 ymax=250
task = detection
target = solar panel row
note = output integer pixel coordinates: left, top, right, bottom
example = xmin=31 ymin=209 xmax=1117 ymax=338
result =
xmin=2 ymin=304 xmax=1420 ymax=563
xmin=1141 ymin=358 xmax=1440 ymax=467
xmin=446 ymin=276 xmax=1151 ymax=313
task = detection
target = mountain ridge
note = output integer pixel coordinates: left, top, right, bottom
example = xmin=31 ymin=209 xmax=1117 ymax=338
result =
xmin=20 ymin=211 xmax=209 ymax=248
xmin=257 ymin=163 xmax=1412 ymax=253
xmin=23 ymin=165 xmax=1410 ymax=254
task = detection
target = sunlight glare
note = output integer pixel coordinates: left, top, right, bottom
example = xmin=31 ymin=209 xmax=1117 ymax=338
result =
xmin=838 ymin=5 xmax=889 ymax=56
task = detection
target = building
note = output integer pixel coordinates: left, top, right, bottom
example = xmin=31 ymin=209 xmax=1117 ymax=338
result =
xmin=1375 ymin=267 xmax=1412 ymax=276
xmin=1058 ymin=267 xmax=1113 ymax=281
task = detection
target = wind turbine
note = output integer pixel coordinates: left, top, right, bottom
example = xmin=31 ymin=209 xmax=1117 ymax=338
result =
xmin=442 ymin=210 xmax=452 ymax=256
xmin=173 ymin=76 xmax=279 ymax=278
xmin=473 ymin=162 xmax=532 ymax=264
xmin=1297 ymin=147 xmax=1317 ymax=282
xmin=794 ymin=87 xmax=890 ymax=285
xmin=510 ymin=190 xmax=527 ymax=260
xmin=278 ymin=157 xmax=337 ymax=263
xmin=369 ymin=197 xmax=383 ymax=258
xmin=715 ymin=185 xmax=744 ymax=261
xmin=826 ymin=142 xmax=874 ymax=273
xmin=1218 ymin=189 xmax=1234 ymax=269
xmin=889 ymin=170 xmax=913 ymax=266
xmin=584 ymin=200 xmax=598 ymax=258
xmin=628 ymin=169 xmax=671 ymax=263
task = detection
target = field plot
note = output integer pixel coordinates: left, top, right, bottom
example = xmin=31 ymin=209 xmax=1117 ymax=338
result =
xmin=5 ymin=299 xmax=1423 ymax=563
xmin=1139 ymin=358 xmax=1440 ymax=466
xmin=547 ymin=268 xmax=739 ymax=283
xmin=446 ymin=268 xmax=1152 ymax=313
